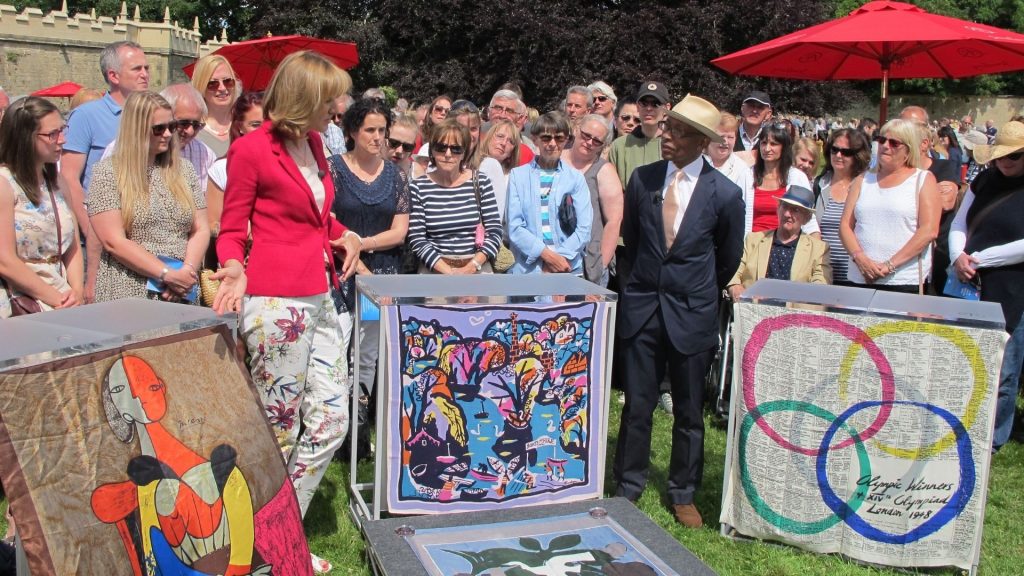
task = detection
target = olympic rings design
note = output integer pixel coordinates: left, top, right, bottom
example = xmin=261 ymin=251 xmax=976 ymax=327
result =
xmin=836 ymin=321 xmax=988 ymax=459
xmin=740 ymin=400 xmax=871 ymax=534
xmin=816 ymin=400 xmax=975 ymax=544
xmin=743 ymin=314 xmax=896 ymax=455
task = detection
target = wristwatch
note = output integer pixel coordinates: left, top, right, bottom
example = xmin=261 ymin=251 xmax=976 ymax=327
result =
xmin=472 ymin=259 xmax=483 ymax=272
xmin=159 ymin=267 xmax=169 ymax=284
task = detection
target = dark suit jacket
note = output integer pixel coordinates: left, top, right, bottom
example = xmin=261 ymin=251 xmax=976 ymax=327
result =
xmin=619 ymin=159 xmax=745 ymax=355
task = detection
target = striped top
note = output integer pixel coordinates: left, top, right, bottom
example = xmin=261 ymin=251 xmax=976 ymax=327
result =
xmin=408 ymin=171 xmax=503 ymax=271
xmin=819 ymin=196 xmax=849 ymax=283
xmin=539 ymin=169 xmax=555 ymax=245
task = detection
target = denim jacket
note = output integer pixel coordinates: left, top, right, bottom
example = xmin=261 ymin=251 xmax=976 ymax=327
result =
xmin=506 ymin=158 xmax=592 ymax=274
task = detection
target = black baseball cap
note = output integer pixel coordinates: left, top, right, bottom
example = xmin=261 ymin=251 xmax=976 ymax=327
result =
xmin=637 ymin=81 xmax=670 ymax=105
xmin=743 ymin=91 xmax=772 ymax=107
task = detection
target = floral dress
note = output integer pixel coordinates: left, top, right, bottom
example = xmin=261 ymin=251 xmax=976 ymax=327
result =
xmin=1 ymin=167 xmax=74 ymax=318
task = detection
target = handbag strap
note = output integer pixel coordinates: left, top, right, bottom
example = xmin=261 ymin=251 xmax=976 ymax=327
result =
xmin=472 ymin=170 xmax=483 ymax=222
xmin=966 ymin=186 xmax=1021 ymax=240
xmin=46 ymin=181 xmax=64 ymax=276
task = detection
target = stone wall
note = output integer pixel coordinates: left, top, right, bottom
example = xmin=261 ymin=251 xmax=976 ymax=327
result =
xmin=0 ymin=2 xmax=229 ymax=97
xmin=839 ymin=94 xmax=1024 ymax=127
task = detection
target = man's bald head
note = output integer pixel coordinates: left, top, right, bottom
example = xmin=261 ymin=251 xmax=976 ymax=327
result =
xmin=899 ymin=105 xmax=929 ymax=124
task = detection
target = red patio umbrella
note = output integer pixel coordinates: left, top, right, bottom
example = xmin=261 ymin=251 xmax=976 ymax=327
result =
xmin=31 ymin=81 xmax=84 ymax=98
xmin=711 ymin=1 xmax=1024 ymax=122
xmin=183 ymin=35 xmax=359 ymax=91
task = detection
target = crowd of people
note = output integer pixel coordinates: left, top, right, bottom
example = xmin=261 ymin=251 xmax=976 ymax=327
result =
xmin=1 ymin=39 xmax=1023 ymax=569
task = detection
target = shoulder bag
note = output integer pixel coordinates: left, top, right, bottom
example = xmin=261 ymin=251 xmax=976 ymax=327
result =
xmin=2 ymin=182 xmax=64 ymax=316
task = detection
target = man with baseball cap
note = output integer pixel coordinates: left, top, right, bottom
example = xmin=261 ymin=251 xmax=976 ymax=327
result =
xmin=727 ymin=185 xmax=831 ymax=299
xmin=735 ymin=90 xmax=772 ymax=152
xmin=614 ymin=93 xmax=744 ymax=529
xmin=608 ymin=80 xmax=671 ymax=190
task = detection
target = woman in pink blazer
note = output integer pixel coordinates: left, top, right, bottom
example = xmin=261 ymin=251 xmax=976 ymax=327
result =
xmin=211 ymin=52 xmax=359 ymax=572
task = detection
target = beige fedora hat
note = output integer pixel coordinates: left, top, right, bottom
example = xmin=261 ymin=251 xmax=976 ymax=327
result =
xmin=666 ymin=94 xmax=724 ymax=144
xmin=974 ymin=121 xmax=1024 ymax=164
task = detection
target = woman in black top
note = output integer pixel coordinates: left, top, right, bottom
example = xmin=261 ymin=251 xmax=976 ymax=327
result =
xmin=948 ymin=120 xmax=1024 ymax=451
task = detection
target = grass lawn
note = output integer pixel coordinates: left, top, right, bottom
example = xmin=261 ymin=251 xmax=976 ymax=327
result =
xmin=2 ymin=401 xmax=1022 ymax=575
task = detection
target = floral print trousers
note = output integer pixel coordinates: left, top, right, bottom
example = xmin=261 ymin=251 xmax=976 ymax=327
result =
xmin=241 ymin=291 xmax=349 ymax=517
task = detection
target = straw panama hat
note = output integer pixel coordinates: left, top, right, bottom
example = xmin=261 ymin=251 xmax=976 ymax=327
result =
xmin=974 ymin=121 xmax=1024 ymax=164
xmin=666 ymin=94 xmax=724 ymax=144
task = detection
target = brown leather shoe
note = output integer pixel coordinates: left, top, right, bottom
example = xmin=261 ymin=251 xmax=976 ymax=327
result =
xmin=672 ymin=503 xmax=703 ymax=528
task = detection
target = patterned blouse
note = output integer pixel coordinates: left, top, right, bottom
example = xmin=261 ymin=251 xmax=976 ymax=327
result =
xmin=0 ymin=167 xmax=75 ymax=318
xmin=87 ymin=158 xmax=204 ymax=302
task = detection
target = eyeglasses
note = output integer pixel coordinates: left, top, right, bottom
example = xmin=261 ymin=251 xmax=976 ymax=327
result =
xmin=35 ymin=126 xmax=66 ymax=143
xmin=1000 ymin=151 xmax=1023 ymax=161
xmin=577 ymin=129 xmax=604 ymax=147
xmin=206 ymin=77 xmax=236 ymax=92
xmin=880 ymin=137 xmax=906 ymax=149
xmin=151 ymin=122 xmax=180 ymax=136
xmin=432 ymin=142 xmax=464 ymax=155
xmin=388 ymin=138 xmax=416 ymax=152
xmin=330 ymin=113 xmax=344 ymax=122
xmin=489 ymin=104 xmax=517 ymax=117
xmin=657 ymin=121 xmax=701 ymax=139
xmin=432 ymin=105 xmax=451 ymax=116
xmin=618 ymin=114 xmax=641 ymax=124
xmin=176 ymin=119 xmax=205 ymax=132
xmin=538 ymin=133 xmax=568 ymax=144
xmin=830 ymin=146 xmax=856 ymax=157
xmin=593 ymin=95 xmax=610 ymax=103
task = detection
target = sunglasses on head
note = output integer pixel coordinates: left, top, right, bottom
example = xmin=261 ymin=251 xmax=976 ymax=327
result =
xmin=151 ymin=121 xmax=180 ymax=136
xmin=206 ymin=77 xmax=236 ymax=92
xmin=830 ymin=145 xmax=856 ymax=157
xmin=176 ymin=119 xmax=205 ymax=132
xmin=388 ymin=138 xmax=416 ymax=152
xmin=433 ymin=142 xmax=464 ymax=155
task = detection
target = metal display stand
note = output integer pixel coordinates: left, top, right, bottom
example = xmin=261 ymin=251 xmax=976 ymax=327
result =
xmin=348 ymin=274 xmax=616 ymax=525
xmin=0 ymin=300 xmax=234 ymax=576
xmin=720 ymin=280 xmax=1004 ymax=576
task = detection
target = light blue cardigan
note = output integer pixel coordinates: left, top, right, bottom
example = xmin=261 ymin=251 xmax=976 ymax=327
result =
xmin=506 ymin=159 xmax=593 ymax=274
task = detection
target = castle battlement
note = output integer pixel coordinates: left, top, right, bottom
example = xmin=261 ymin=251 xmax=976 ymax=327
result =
xmin=0 ymin=2 xmax=230 ymax=97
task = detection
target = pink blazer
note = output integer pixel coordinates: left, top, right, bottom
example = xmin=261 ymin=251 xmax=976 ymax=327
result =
xmin=217 ymin=123 xmax=348 ymax=297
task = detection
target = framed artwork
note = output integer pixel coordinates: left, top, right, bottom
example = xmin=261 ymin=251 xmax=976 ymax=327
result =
xmin=383 ymin=302 xmax=613 ymax=514
xmin=0 ymin=325 xmax=311 ymax=576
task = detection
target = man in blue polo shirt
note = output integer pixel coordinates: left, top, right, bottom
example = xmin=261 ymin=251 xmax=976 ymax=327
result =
xmin=63 ymin=40 xmax=150 ymax=302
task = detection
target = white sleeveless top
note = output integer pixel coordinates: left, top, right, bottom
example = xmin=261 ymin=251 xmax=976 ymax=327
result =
xmin=848 ymin=169 xmax=929 ymax=286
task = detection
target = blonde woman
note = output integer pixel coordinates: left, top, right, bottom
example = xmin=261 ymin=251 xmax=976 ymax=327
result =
xmin=840 ymin=119 xmax=940 ymax=292
xmin=190 ymin=54 xmax=242 ymax=158
xmin=88 ymin=91 xmax=207 ymax=303
xmin=211 ymin=52 xmax=359 ymax=573
xmin=473 ymin=119 xmax=522 ymax=218
xmin=793 ymin=137 xmax=821 ymax=182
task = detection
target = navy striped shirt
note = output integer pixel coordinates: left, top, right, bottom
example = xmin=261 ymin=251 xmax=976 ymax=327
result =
xmin=408 ymin=172 xmax=503 ymax=270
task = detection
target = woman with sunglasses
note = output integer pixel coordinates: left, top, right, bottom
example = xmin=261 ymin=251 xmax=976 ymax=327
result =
xmin=473 ymin=119 xmax=522 ymax=219
xmin=561 ymin=114 xmax=619 ymax=285
xmin=408 ymin=118 xmax=502 ymax=274
xmin=949 ymin=121 xmax=1024 ymax=452
xmin=840 ymin=119 xmax=940 ymax=293
xmin=190 ymin=54 xmax=241 ymax=158
xmin=507 ymin=112 xmax=592 ymax=276
xmin=614 ymin=98 xmax=641 ymax=139
xmin=814 ymin=128 xmax=871 ymax=285
xmin=748 ymin=122 xmax=816 ymax=234
xmin=0 ymin=96 xmax=83 ymax=318
xmin=329 ymin=97 xmax=410 ymax=429
xmin=88 ymin=91 xmax=208 ymax=303
xmin=382 ymin=113 xmax=420 ymax=178
xmin=412 ymin=94 xmax=454 ymax=178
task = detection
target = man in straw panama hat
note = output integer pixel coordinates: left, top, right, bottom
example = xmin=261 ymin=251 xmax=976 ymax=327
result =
xmin=949 ymin=119 xmax=1024 ymax=452
xmin=613 ymin=94 xmax=744 ymax=528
